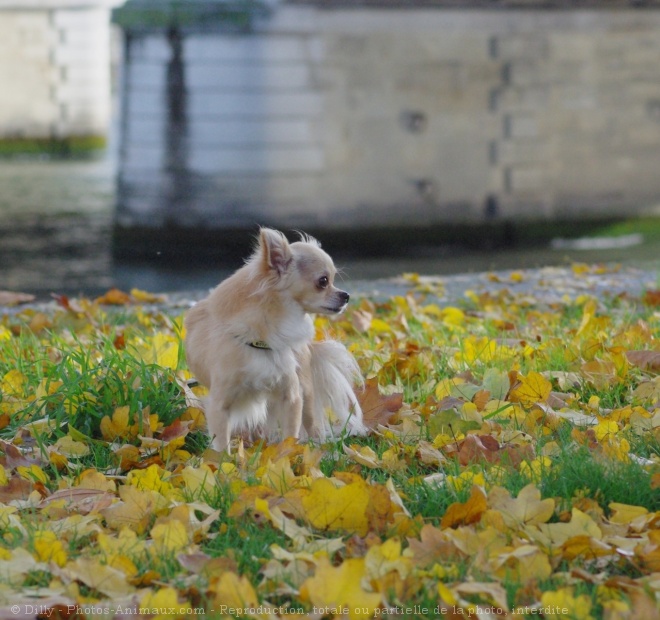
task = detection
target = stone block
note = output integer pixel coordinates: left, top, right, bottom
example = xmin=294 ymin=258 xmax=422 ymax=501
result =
xmin=504 ymin=113 xmax=538 ymax=139
xmin=185 ymin=35 xmax=306 ymax=62
xmin=505 ymin=166 xmax=545 ymax=193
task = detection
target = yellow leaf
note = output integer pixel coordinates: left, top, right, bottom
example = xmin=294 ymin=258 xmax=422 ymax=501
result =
xmin=594 ymin=419 xmax=619 ymax=442
xmin=53 ymin=435 xmax=90 ymax=458
xmin=1 ymin=370 xmax=26 ymax=397
xmin=260 ymin=457 xmax=298 ymax=493
xmin=100 ymin=405 xmax=133 ymax=441
xmin=370 ymin=318 xmax=393 ymax=334
xmin=519 ymin=456 xmax=552 ymax=483
xmin=608 ymin=503 xmax=648 ymax=525
xmin=561 ymin=535 xmax=613 ymax=561
xmin=488 ymin=484 xmax=555 ymax=528
xmin=540 ymin=588 xmax=593 ymax=619
xmin=440 ymin=306 xmax=465 ymax=327
xmin=364 ymin=537 xmax=412 ymax=580
xmin=140 ymin=587 xmax=183 ymax=619
xmin=127 ymin=464 xmax=179 ymax=499
xmin=107 ymin=554 xmax=138 ymax=577
xmin=98 ymin=527 xmax=147 ymax=558
xmin=576 ymin=298 xmax=598 ymax=337
xmin=509 ymin=371 xmax=552 ymax=407
xmin=17 ymin=464 xmax=48 ymax=484
xmin=76 ymin=469 xmax=116 ymax=492
xmin=66 ymin=557 xmax=135 ymax=597
xmin=446 ymin=470 xmax=486 ymax=492
xmin=137 ymin=332 xmax=181 ymax=370
xmin=180 ymin=464 xmax=221 ymax=497
xmin=301 ymin=477 xmax=370 ymax=536
xmin=441 ymin=485 xmax=487 ymax=529
xmin=344 ymin=444 xmax=380 ymax=469
xmin=151 ymin=519 xmax=190 ymax=555
xmin=255 ymin=497 xmax=314 ymax=547
xmin=454 ymin=581 xmax=510 ymax=611
xmin=130 ymin=288 xmax=164 ymax=303
xmin=535 ymin=508 xmax=602 ymax=547
xmin=493 ymin=544 xmax=552 ymax=583
xmin=299 ymin=557 xmax=382 ymax=620
xmin=437 ymin=582 xmax=458 ymax=605
xmin=212 ymin=571 xmax=259 ymax=613
xmin=101 ymin=484 xmax=171 ymax=534
xmin=33 ymin=530 xmax=67 ymax=567
xmin=435 ymin=377 xmax=465 ymax=400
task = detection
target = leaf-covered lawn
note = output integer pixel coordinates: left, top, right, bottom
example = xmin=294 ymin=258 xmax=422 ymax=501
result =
xmin=0 ymin=265 xmax=659 ymax=619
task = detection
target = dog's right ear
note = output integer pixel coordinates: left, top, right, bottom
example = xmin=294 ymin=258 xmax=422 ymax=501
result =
xmin=259 ymin=228 xmax=292 ymax=276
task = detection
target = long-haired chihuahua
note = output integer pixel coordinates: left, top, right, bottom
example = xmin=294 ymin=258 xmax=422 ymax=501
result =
xmin=184 ymin=227 xmax=365 ymax=452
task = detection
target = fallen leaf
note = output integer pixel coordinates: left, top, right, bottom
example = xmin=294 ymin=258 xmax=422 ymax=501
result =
xmin=299 ymin=557 xmax=382 ymax=620
xmin=441 ymin=485 xmax=487 ymax=529
xmin=0 ymin=291 xmax=35 ymax=306
xmin=358 ymin=377 xmax=403 ymax=429
xmin=626 ymin=350 xmax=660 ymax=373
xmin=488 ymin=484 xmax=555 ymax=528
xmin=65 ymin=557 xmax=136 ymax=597
xmin=95 ymin=288 xmax=131 ymax=305
xmin=509 ymin=371 xmax=552 ymax=407
xmin=300 ymin=477 xmax=370 ymax=536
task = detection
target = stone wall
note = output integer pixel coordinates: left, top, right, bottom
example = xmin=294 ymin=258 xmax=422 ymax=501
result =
xmin=0 ymin=0 xmax=119 ymax=152
xmin=116 ymin=3 xmax=660 ymax=231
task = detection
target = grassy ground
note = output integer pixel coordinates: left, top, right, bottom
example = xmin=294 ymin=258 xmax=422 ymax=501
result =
xmin=0 ymin=267 xmax=659 ymax=619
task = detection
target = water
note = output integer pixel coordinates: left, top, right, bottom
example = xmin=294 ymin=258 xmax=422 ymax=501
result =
xmin=0 ymin=158 xmax=658 ymax=299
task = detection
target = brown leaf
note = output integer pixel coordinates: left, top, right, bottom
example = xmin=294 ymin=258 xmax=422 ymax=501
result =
xmin=358 ymin=377 xmax=403 ymax=429
xmin=456 ymin=434 xmax=500 ymax=465
xmin=626 ymin=350 xmax=660 ymax=373
xmin=39 ymin=488 xmax=114 ymax=514
xmin=580 ymin=360 xmax=617 ymax=389
xmin=95 ymin=288 xmax=131 ymax=305
xmin=473 ymin=389 xmax=491 ymax=411
xmin=0 ymin=440 xmax=42 ymax=468
xmin=0 ymin=290 xmax=35 ymax=306
xmin=351 ymin=309 xmax=373 ymax=332
xmin=0 ymin=476 xmax=33 ymax=503
xmin=643 ymin=289 xmax=660 ymax=306
xmin=407 ymin=524 xmax=461 ymax=566
xmin=52 ymin=292 xmax=86 ymax=314
xmin=159 ymin=418 xmax=192 ymax=442
xmin=177 ymin=552 xmax=238 ymax=576
xmin=441 ymin=485 xmax=488 ymax=529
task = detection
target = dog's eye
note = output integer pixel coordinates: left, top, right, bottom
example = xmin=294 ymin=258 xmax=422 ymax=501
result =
xmin=317 ymin=276 xmax=329 ymax=289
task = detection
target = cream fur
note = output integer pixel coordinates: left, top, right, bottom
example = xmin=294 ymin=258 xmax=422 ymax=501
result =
xmin=184 ymin=228 xmax=365 ymax=452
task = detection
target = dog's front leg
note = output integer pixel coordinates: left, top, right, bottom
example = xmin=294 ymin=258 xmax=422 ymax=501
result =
xmin=267 ymin=376 xmax=303 ymax=441
xmin=206 ymin=388 xmax=232 ymax=453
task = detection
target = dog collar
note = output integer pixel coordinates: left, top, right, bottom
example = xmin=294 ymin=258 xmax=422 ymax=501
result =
xmin=248 ymin=340 xmax=272 ymax=351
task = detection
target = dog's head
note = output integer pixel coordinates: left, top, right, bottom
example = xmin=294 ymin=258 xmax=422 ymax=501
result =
xmin=253 ymin=227 xmax=350 ymax=315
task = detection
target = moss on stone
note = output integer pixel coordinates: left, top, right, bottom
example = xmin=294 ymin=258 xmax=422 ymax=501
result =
xmin=0 ymin=135 xmax=107 ymax=158
xmin=112 ymin=0 xmax=269 ymax=31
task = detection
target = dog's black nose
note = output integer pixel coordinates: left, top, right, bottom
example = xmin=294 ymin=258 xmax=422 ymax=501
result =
xmin=339 ymin=291 xmax=350 ymax=303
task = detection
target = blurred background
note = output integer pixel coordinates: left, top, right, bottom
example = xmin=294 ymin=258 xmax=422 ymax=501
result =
xmin=1 ymin=0 xmax=659 ymax=297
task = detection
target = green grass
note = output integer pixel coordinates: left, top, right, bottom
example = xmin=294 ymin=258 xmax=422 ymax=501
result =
xmin=0 ymin=276 xmax=659 ymax=616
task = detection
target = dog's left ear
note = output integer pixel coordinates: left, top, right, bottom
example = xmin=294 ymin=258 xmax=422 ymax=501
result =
xmin=259 ymin=228 xmax=292 ymax=276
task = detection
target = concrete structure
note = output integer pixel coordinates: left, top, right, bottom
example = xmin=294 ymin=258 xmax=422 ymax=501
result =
xmin=0 ymin=0 xmax=120 ymax=154
xmin=114 ymin=1 xmax=660 ymax=245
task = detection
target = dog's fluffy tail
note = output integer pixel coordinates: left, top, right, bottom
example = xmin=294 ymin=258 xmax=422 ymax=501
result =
xmin=309 ymin=340 xmax=367 ymax=438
